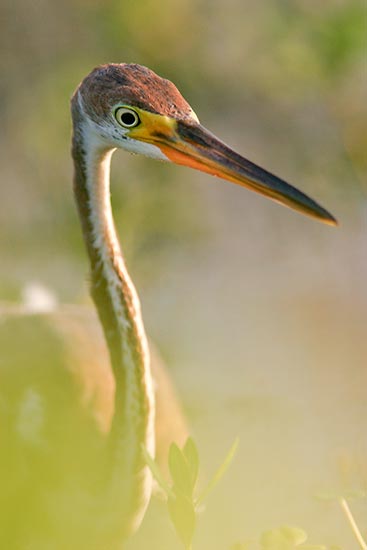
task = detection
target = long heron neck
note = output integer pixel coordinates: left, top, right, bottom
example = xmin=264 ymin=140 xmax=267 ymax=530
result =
xmin=71 ymin=119 xmax=155 ymax=486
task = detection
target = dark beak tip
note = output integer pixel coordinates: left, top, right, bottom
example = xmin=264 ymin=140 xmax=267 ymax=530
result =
xmin=319 ymin=210 xmax=338 ymax=227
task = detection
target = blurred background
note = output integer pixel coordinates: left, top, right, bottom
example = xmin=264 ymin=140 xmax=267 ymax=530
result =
xmin=1 ymin=0 xmax=366 ymax=548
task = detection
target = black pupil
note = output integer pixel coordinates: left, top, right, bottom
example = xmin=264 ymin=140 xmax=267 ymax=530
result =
xmin=121 ymin=111 xmax=137 ymax=126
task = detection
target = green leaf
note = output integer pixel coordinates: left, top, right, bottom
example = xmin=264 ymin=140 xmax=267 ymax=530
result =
xmin=260 ymin=526 xmax=307 ymax=549
xmin=169 ymin=442 xmax=195 ymax=498
xmin=141 ymin=444 xmax=174 ymax=498
xmin=183 ymin=437 xmax=200 ymax=491
xmin=197 ymin=437 xmax=239 ymax=505
xmin=168 ymin=493 xmax=196 ymax=548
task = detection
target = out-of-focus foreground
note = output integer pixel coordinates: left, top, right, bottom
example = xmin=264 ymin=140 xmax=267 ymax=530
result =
xmin=1 ymin=1 xmax=366 ymax=548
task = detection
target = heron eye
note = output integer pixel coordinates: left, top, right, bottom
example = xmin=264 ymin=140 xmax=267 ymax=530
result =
xmin=114 ymin=107 xmax=140 ymax=128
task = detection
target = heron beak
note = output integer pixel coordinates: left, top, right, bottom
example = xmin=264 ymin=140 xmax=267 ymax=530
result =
xmin=131 ymin=116 xmax=337 ymax=225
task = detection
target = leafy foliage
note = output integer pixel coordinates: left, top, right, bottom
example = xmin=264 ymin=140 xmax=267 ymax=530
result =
xmin=144 ymin=437 xmax=239 ymax=549
xmin=230 ymin=526 xmax=333 ymax=550
xmin=145 ymin=438 xmax=366 ymax=550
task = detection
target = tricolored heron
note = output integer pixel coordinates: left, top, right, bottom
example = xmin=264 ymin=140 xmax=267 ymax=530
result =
xmin=0 ymin=63 xmax=336 ymax=549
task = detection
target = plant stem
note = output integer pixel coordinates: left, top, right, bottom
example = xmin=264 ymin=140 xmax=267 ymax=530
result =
xmin=197 ymin=438 xmax=239 ymax=506
xmin=338 ymin=497 xmax=367 ymax=550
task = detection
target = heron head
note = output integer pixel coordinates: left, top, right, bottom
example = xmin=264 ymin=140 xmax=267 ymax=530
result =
xmin=72 ymin=63 xmax=336 ymax=225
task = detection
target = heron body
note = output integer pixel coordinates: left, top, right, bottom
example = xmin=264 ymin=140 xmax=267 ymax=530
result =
xmin=0 ymin=63 xmax=335 ymax=549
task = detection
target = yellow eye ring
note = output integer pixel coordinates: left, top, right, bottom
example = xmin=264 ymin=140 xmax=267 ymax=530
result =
xmin=114 ymin=107 xmax=140 ymax=128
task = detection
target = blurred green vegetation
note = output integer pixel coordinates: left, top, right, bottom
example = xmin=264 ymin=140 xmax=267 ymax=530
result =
xmin=1 ymin=0 xmax=366 ymax=548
